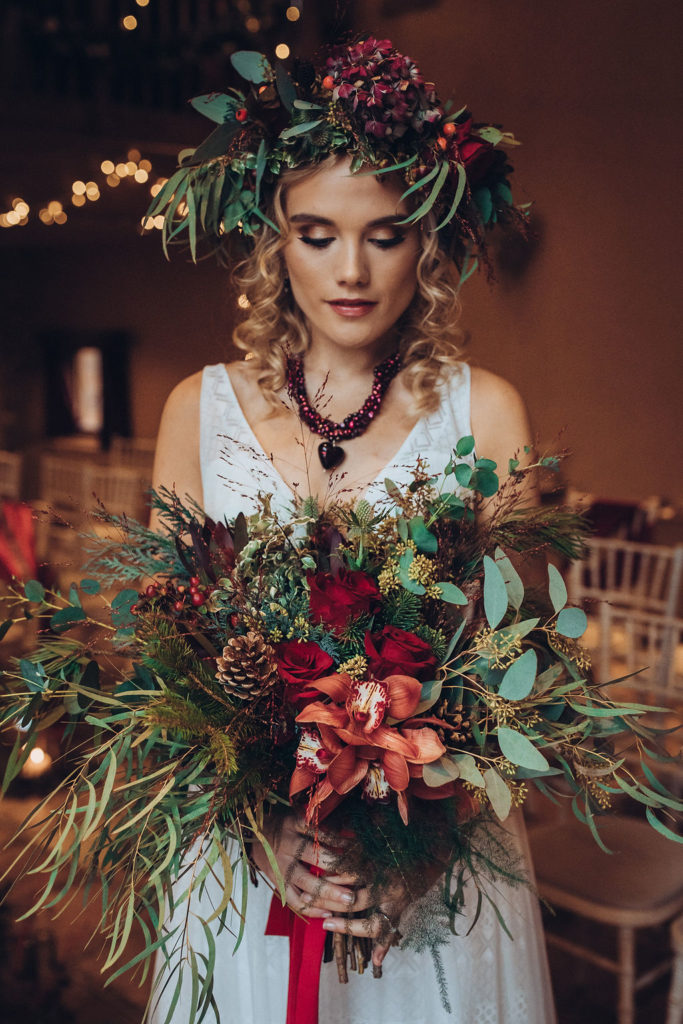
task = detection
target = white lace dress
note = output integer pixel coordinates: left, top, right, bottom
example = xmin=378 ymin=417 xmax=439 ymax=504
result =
xmin=150 ymin=363 xmax=557 ymax=1024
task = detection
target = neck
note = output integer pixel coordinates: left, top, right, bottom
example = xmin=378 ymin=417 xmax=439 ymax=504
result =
xmin=301 ymin=332 xmax=399 ymax=381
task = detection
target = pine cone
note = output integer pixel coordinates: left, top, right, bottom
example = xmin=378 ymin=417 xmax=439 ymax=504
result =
xmin=435 ymin=699 xmax=473 ymax=746
xmin=216 ymin=631 xmax=278 ymax=701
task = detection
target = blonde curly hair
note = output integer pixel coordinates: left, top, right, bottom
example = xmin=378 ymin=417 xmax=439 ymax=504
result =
xmin=231 ymin=157 xmax=464 ymax=415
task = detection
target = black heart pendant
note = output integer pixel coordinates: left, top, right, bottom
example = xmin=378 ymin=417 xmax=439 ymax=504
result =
xmin=318 ymin=441 xmax=345 ymax=471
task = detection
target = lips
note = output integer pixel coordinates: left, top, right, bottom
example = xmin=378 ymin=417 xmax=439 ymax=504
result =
xmin=327 ymin=299 xmax=378 ymax=318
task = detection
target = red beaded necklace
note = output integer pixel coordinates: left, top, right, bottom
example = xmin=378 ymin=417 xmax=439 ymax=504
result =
xmin=285 ymin=351 xmax=403 ymax=470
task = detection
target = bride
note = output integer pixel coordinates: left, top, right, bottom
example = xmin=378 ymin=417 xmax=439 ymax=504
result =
xmin=150 ymin=36 xmax=556 ymax=1024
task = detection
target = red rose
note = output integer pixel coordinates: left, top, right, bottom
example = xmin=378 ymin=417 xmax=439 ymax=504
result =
xmin=364 ymin=625 xmax=437 ymax=681
xmin=275 ymin=639 xmax=334 ymax=701
xmin=307 ymin=569 xmax=381 ymax=633
xmin=450 ymin=114 xmax=499 ymax=186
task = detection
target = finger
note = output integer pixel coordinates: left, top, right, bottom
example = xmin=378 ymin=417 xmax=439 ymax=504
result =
xmin=320 ymin=872 xmax=361 ymax=886
xmin=289 ymin=865 xmax=357 ymax=911
xmin=293 ymin=819 xmax=348 ymax=850
xmin=297 ymin=841 xmax=346 ymax=874
xmin=322 ymin=916 xmax=379 ymax=939
xmin=372 ymin=939 xmax=392 ymax=967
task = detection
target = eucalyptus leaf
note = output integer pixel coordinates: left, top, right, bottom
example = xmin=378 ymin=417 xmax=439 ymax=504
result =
xmin=398 ymin=569 xmax=426 ymax=595
xmin=292 ymin=99 xmax=323 ymax=110
xmin=422 ymin=755 xmax=461 ymax=788
xmin=433 ymin=582 xmax=468 ymax=605
xmin=535 ymin=663 xmax=564 ymax=694
xmin=646 ymin=807 xmax=683 ymax=844
xmin=279 ymin=119 xmax=323 ymax=140
xmin=483 ymin=555 xmax=508 ymax=628
xmin=24 ymin=580 xmax=46 ymax=603
xmin=556 ymin=607 xmax=588 ymax=638
xmin=399 ymin=159 xmax=449 ymax=223
xmin=230 ymin=50 xmax=272 ymax=84
xmin=408 ymin=517 xmax=438 ymax=554
xmin=471 ymin=468 xmax=499 ymax=497
xmin=435 ymin=163 xmax=467 ymax=229
xmin=275 ymin=63 xmax=297 ymax=111
xmin=79 ymin=578 xmax=100 ymax=595
xmin=499 ymin=649 xmax=537 ymax=700
xmin=190 ymin=93 xmax=241 ymax=124
xmin=483 ymin=768 xmax=512 ymax=821
xmin=19 ymin=658 xmax=48 ymax=693
xmin=494 ymin=547 xmax=524 ymax=610
xmin=415 ymin=678 xmax=442 ymax=714
xmin=497 ymin=726 xmax=549 ymax=770
xmin=547 ymin=563 xmax=568 ymax=614
xmin=454 ymin=463 xmax=473 ymax=488
xmin=49 ymin=606 xmax=86 ymax=632
xmin=455 ymin=435 xmax=475 ymax=457
xmin=453 ymin=752 xmax=485 ymax=788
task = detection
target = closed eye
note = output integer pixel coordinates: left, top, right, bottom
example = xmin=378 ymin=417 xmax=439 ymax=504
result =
xmin=298 ymin=235 xmax=334 ymax=248
xmin=370 ymin=235 xmax=405 ymax=249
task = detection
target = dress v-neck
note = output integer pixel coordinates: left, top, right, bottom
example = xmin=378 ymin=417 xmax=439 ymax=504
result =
xmin=218 ymin=363 xmax=427 ymax=505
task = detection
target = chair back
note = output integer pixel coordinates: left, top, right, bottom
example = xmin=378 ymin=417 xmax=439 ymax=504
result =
xmin=0 ymin=451 xmax=22 ymax=500
xmin=90 ymin=464 xmax=149 ymax=519
xmin=568 ymin=537 xmax=683 ymax=617
xmin=594 ymin=603 xmax=683 ymax=700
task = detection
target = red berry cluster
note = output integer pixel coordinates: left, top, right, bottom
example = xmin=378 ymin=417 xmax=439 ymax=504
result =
xmin=130 ymin=577 xmax=214 ymax=617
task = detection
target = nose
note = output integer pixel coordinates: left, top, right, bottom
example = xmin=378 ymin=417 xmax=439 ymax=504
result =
xmin=335 ymin=239 xmax=369 ymax=288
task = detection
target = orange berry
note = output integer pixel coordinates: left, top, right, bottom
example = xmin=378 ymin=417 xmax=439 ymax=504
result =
xmin=322 ymin=75 xmax=335 ymax=90
xmin=235 ymin=108 xmax=248 ymax=122
xmin=436 ymin=136 xmax=448 ymax=150
xmin=443 ymin=122 xmax=456 ymax=137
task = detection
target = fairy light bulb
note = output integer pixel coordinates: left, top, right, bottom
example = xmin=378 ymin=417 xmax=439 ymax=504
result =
xmin=275 ymin=43 xmax=290 ymax=60
xmin=286 ymin=6 xmax=301 ymax=22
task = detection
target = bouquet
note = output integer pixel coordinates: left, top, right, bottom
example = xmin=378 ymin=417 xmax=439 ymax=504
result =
xmin=0 ymin=438 xmax=680 ymax=1023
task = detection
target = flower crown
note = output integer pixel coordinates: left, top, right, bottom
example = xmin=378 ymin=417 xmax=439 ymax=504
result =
xmin=148 ymin=36 xmax=527 ymax=279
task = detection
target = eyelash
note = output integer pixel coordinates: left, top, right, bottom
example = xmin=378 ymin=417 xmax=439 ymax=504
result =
xmin=298 ymin=235 xmax=405 ymax=250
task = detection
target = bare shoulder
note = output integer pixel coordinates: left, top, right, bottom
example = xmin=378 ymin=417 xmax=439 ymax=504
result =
xmin=469 ymin=365 xmax=533 ymax=464
xmin=161 ymin=369 xmax=204 ymax=418
xmin=470 ymin=365 xmax=527 ymax=420
xmin=150 ymin=370 xmax=205 ymax=525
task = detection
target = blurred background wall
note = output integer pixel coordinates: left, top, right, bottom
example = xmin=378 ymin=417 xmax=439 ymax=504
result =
xmin=0 ymin=0 xmax=681 ymax=504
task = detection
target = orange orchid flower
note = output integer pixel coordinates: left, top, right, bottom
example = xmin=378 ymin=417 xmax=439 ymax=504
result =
xmin=290 ymin=672 xmax=447 ymax=824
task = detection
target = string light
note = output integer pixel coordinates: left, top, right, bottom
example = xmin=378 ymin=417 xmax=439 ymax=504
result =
xmin=136 ymin=0 xmax=150 ymax=6
xmin=237 ymin=293 xmax=251 ymax=309
xmin=245 ymin=16 xmax=260 ymax=32
xmin=2 ymin=149 xmax=154 ymax=227
xmin=275 ymin=43 xmax=290 ymax=60
xmin=122 ymin=15 xmax=138 ymax=30
xmin=286 ymin=5 xmax=301 ymax=21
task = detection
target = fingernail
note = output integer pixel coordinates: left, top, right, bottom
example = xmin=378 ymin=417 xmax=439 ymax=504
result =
xmin=300 ymin=893 xmax=312 ymax=904
xmin=342 ymin=892 xmax=355 ymax=905
xmin=322 ymin=920 xmax=335 ymax=930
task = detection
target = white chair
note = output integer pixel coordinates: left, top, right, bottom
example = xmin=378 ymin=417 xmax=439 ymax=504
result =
xmin=109 ymin=436 xmax=156 ymax=472
xmin=530 ymin=816 xmax=683 ymax=1024
xmin=89 ymin=464 xmax=150 ymax=521
xmin=0 ymin=450 xmax=22 ymax=500
xmin=568 ymin=537 xmax=683 ymax=618
xmin=593 ymin=604 xmax=683 ymax=701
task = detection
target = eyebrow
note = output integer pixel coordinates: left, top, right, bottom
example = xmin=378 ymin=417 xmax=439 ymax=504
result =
xmin=288 ymin=214 xmax=405 ymax=228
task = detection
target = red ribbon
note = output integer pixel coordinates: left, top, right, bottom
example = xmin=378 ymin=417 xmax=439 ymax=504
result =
xmin=266 ymin=896 xmax=326 ymax=1024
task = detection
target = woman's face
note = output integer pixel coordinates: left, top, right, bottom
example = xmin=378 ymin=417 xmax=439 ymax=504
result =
xmin=281 ymin=157 xmax=421 ymax=356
